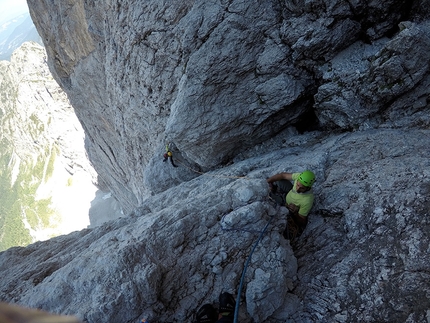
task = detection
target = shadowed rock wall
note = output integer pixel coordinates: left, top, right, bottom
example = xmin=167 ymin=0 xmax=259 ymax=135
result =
xmin=0 ymin=129 xmax=429 ymax=323
xmin=2 ymin=1 xmax=427 ymax=322
xmin=26 ymin=0 xmax=430 ymax=213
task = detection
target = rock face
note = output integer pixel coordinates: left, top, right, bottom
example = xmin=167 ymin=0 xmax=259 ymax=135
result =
xmin=0 ymin=129 xmax=429 ymax=323
xmin=315 ymin=21 xmax=430 ymax=130
xmin=26 ymin=0 xmax=430 ymax=214
xmin=1 ymin=0 xmax=429 ymax=323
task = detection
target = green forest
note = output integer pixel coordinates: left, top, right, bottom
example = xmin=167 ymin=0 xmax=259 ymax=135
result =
xmin=0 ymin=140 xmax=58 ymax=251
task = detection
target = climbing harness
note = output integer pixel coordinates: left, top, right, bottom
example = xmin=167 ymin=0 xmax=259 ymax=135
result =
xmin=163 ymin=144 xmax=178 ymax=167
xmin=286 ymin=216 xmax=299 ymax=240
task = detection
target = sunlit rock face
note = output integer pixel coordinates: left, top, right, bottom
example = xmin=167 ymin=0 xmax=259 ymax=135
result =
xmin=0 ymin=1 xmax=428 ymax=322
xmin=0 ymin=42 xmax=97 ymax=250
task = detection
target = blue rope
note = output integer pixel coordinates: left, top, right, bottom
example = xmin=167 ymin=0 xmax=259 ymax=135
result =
xmin=233 ymin=213 xmax=276 ymax=323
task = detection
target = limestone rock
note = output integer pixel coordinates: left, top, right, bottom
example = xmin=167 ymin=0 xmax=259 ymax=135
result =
xmin=165 ymin=1 xmax=312 ymax=168
xmin=315 ymin=22 xmax=430 ymax=129
xmin=26 ymin=0 xmax=313 ymax=210
xmin=5 ymin=0 xmax=429 ymax=322
xmin=0 ymin=129 xmax=429 ymax=323
xmin=27 ymin=0 xmax=430 ymax=213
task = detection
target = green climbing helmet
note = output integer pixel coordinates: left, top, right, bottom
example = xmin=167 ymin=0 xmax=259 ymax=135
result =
xmin=298 ymin=170 xmax=315 ymax=187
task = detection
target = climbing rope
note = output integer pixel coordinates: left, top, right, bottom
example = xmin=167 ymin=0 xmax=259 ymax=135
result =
xmin=162 ymin=142 xmax=282 ymax=322
xmin=233 ymin=208 xmax=277 ymax=323
xmin=162 ymin=143 xmax=250 ymax=179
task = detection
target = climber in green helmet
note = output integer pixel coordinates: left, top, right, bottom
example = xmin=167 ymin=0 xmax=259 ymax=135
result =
xmin=266 ymin=170 xmax=315 ymax=239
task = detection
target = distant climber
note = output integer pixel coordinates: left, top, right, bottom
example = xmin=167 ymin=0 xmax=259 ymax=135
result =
xmin=266 ymin=170 xmax=315 ymax=239
xmin=194 ymin=292 xmax=236 ymax=323
xmin=163 ymin=144 xmax=178 ymax=167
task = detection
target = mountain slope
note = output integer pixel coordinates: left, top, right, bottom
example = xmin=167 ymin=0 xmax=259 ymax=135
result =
xmin=0 ymin=42 xmax=96 ymax=251
xmin=0 ymin=13 xmax=42 ymax=61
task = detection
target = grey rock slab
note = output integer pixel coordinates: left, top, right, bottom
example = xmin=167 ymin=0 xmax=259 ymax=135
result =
xmin=1 ymin=128 xmax=429 ymax=322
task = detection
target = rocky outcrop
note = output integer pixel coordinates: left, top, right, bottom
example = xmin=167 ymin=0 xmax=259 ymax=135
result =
xmin=0 ymin=128 xmax=429 ymax=323
xmin=1 ymin=0 xmax=428 ymax=322
xmin=25 ymin=0 xmax=430 ymax=213
xmin=315 ymin=21 xmax=430 ymax=129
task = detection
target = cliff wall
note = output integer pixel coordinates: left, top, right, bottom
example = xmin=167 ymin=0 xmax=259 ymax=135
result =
xmin=26 ymin=0 xmax=430 ymax=213
xmin=0 ymin=1 xmax=429 ymax=322
xmin=1 ymin=128 xmax=429 ymax=323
